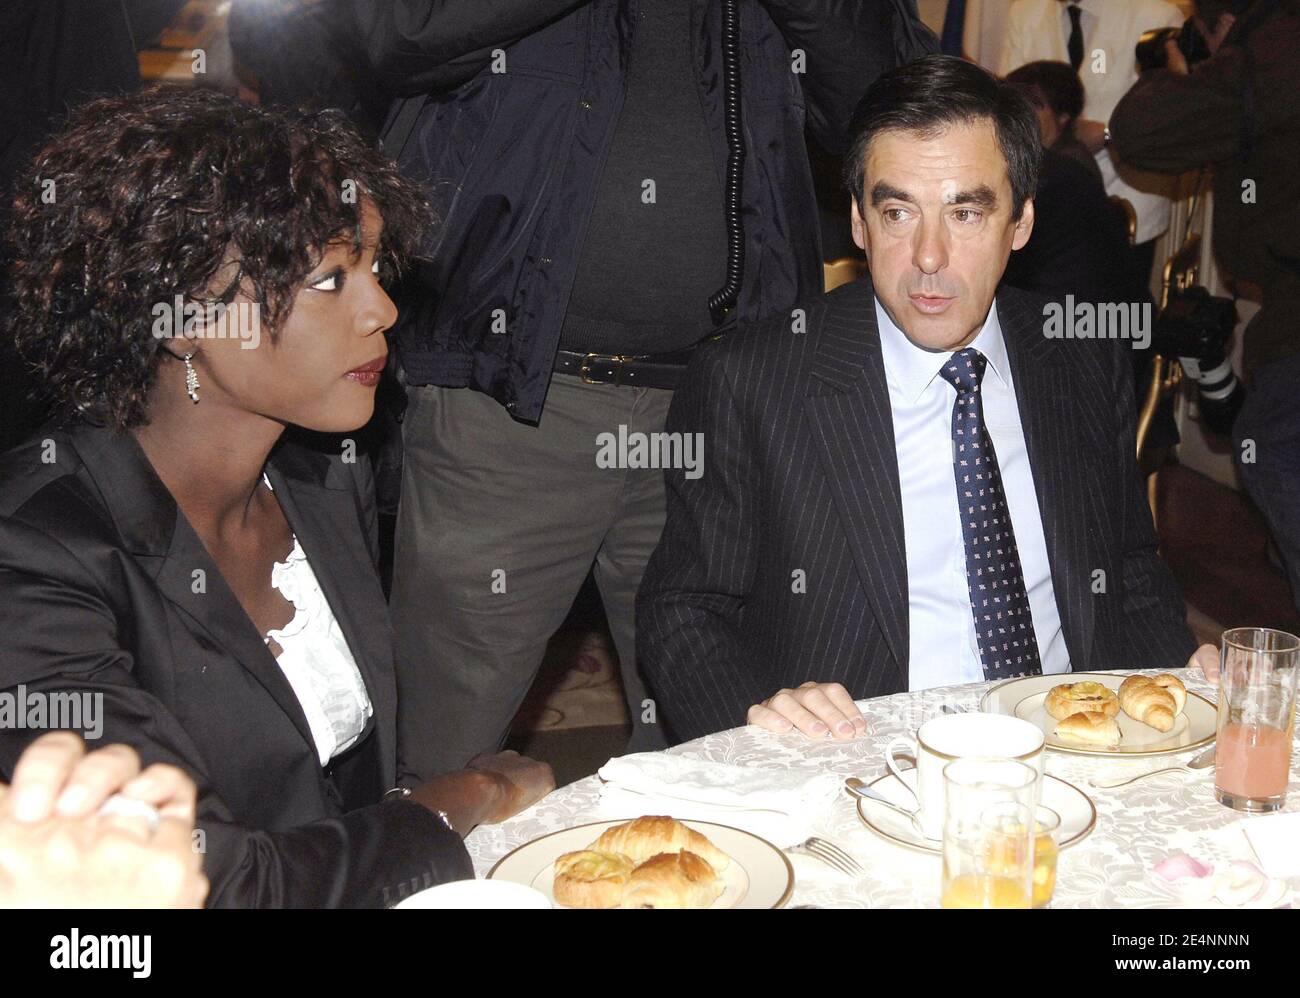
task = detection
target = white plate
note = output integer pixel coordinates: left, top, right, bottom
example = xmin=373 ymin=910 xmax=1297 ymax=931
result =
xmin=856 ymin=768 xmax=1096 ymax=853
xmin=393 ymin=879 xmax=552 ymax=909
xmin=486 ymin=819 xmax=794 ymax=909
xmin=980 ymin=672 xmax=1217 ymax=757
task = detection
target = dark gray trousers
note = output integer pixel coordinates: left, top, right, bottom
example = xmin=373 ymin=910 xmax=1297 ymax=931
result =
xmin=391 ymin=373 xmax=672 ymax=779
xmin=1234 ymin=349 xmax=1300 ymax=616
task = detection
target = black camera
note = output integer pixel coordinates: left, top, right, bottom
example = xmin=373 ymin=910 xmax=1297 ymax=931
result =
xmin=1152 ymin=286 xmax=1237 ymax=362
xmin=1135 ymin=20 xmax=1214 ymax=73
xmin=1152 ymin=286 xmax=1244 ymax=435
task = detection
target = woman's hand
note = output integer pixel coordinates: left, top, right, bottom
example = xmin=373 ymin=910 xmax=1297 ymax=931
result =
xmin=747 ymin=681 xmax=868 ymax=740
xmin=0 ymin=732 xmax=208 ymax=908
xmin=466 ymin=751 xmax=556 ymax=823
xmin=410 ymin=751 xmax=555 ymax=834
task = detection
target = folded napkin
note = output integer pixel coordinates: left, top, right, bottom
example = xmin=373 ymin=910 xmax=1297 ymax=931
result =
xmin=1243 ymin=811 xmax=1300 ymax=879
xmin=595 ymin=752 xmax=842 ymax=845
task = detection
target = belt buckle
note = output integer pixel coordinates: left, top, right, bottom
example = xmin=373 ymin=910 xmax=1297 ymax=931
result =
xmin=580 ymin=353 xmax=635 ymax=385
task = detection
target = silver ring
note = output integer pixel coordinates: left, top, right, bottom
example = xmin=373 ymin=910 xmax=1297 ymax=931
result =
xmin=96 ymin=794 xmax=161 ymax=835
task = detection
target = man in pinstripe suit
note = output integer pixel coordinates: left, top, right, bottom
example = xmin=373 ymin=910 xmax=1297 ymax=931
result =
xmin=637 ymin=56 xmax=1212 ymax=745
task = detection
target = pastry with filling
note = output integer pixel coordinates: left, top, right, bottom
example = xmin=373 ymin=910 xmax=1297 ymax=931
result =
xmin=552 ymin=849 xmax=635 ymax=909
xmin=1053 ymin=710 xmax=1122 ymax=749
xmin=1045 ymin=681 xmax=1120 ymax=721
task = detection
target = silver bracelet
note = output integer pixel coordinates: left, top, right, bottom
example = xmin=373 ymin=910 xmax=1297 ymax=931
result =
xmin=383 ymin=786 xmax=454 ymax=833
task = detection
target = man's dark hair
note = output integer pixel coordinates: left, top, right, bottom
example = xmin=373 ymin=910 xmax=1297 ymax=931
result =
xmin=4 ymin=85 xmax=429 ymax=430
xmin=842 ymin=55 xmax=1041 ymax=222
xmin=1005 ymin=60 xmax=1087 ymax=127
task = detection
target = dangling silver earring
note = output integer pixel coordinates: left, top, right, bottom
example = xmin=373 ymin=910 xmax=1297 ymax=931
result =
xmin=183 ymin=350 xmax=200 ymax=403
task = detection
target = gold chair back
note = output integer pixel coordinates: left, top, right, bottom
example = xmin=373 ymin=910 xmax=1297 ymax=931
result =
xmin=823 ymin=257 xmax=865 ymax=293
xmin=1135 ymin=231 xmax=1203 ymax=528
xmin=1110 ymin=195 xmax=1138 ymax=246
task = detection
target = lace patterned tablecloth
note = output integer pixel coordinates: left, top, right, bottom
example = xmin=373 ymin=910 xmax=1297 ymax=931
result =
xmin=465 ymin=673 xmax=1300 ymax=908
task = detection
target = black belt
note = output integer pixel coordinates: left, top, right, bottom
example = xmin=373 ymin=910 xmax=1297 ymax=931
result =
xmin=553 ymin=348 xmax=695 ymax=391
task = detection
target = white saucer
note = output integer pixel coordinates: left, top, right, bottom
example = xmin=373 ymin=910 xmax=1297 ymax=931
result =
xmin=855 ymin=768 xmax=1096 ymax=853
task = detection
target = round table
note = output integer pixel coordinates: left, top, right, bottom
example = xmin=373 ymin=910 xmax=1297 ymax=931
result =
xmin=465 ymin=672 xmax=1300 ymax=907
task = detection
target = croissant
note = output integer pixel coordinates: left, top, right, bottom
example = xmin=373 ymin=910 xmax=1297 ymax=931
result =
xmin=619 ymin=851 xmax=724 ymax=909
xmin=592 ymin=816 xmax=732 ymax=872
xmin=1054 ymin=710 xmax=1121 ymax=749
xmin=1118 ymin=675 xmax=1179 ymax=732
xmin=1149 ymin=673 xmax=1187 ymax=713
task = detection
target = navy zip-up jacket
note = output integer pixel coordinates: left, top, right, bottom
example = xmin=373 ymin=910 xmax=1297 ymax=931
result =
xmin=352 ymin=0 xmax=936 ymax=422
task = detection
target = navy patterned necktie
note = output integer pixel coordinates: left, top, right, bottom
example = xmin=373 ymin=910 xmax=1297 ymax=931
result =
xmin=937 ymin=348 xmax=1043 ymax=681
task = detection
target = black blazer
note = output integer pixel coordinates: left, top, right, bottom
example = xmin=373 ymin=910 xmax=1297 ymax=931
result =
xmin=637 ymin=276 xmax=1197 ymax=744
xmin=0 ymin=425 xmax=471 ymax=907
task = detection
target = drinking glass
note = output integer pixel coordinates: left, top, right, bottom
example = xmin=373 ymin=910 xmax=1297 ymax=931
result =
xmin=1215 ymin=627 xmax=1300 ymax=812
xmin=1029 ymin=806 xmax=1061 ymax=909
xmin=940 ymin=758 xmax=1038 ymax=909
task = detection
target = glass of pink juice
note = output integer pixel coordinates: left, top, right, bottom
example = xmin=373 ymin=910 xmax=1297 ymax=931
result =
xmin=1215 ymin=628 xmax=1300 ymax=812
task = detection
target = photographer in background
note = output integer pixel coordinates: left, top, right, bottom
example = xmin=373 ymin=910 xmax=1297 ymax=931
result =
xmin=1111 ymin=0 xmax=1300 ymax=613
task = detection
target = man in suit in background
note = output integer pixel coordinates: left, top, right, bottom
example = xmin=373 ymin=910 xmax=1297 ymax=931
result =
xmin=999 ymin=0 xmax=1185 ymax=294
xmin=637 ymin=55 xmax=1209 ymax=745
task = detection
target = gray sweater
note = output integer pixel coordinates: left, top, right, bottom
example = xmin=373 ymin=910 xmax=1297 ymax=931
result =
xmin=559 ymin=0 xmax=727 ymax=355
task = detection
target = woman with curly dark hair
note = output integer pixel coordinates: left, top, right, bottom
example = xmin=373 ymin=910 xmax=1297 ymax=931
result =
xmin=0 ymin=85 xmax=553 ymax=908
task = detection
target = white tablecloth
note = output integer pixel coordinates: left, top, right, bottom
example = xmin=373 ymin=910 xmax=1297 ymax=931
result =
xmin=465 ymin=672 xmax=1300 ymax=908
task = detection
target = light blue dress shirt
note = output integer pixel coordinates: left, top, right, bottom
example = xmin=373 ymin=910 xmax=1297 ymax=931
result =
xmin=874 ymin=297 xmax=1070 ymax=689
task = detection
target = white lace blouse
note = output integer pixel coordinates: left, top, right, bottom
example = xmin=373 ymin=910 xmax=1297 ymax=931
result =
xmin=262 ymin=478 xmax=373 ymax=766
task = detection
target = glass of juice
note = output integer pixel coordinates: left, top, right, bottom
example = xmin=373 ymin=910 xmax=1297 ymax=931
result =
xmin=1030 ymin=806 xmax=1061 ymax=909
xmin=940 ymin=758 xmax=1038 ymax=909
xmin=1215 ymin=627 xmax=1300 ymax=813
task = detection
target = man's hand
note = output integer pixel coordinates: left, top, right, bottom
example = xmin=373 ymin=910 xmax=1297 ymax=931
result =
xmin=747 ymin=681 xmax=868 ymax=740
xmin=0 ymin=732 xmax=207 ymax=908
xmin=1187 ymin=643 xmax=1220 ymax=683
xmin=1074 ymin=117 xmax=1108 ymax=153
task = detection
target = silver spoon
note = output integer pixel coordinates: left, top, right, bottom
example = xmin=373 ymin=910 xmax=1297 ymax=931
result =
xmin=1089 ymin=744 xmax=1217 ymax=789
xmin=844 ymin=777 xmax=927 ymax=834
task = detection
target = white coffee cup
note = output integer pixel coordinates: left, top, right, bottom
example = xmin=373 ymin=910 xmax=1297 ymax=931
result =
xmin=885 ymin=713 xmax=1045 ymax=840
xmin=393 ymin=879 xmax=552 ymax=909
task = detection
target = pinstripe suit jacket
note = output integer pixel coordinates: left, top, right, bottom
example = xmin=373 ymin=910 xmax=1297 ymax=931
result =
xmin=636 ymin=275 xmax=1197 ymax=744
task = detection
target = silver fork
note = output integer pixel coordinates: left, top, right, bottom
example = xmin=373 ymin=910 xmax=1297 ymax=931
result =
xmin=786 ymin=837 xmax=865 ymax=877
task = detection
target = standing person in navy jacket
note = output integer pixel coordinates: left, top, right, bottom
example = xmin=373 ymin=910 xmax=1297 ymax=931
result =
xmin=354 ymin=1 xmax=938 ymax=775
